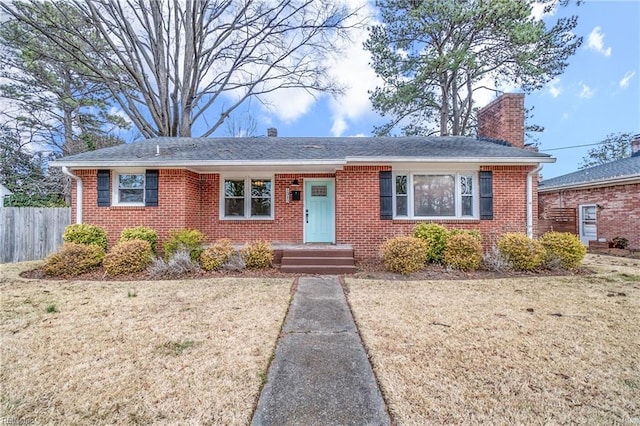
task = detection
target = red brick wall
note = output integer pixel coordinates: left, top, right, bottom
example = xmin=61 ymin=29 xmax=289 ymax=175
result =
xmin=73 ymin=169 xmax=192 ymax=248
xmin=477 ymin=93 xmax=525 ymax=148
xmin=538 ymin=183 xmax=640 ymax=250
xmin=72 ymin=165 xmax=540 ymax=259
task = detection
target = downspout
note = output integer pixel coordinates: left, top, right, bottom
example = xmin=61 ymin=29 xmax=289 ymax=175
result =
xmin=62 ymin=167 xmax=82 ymax=224
xmin=527 ymin=164 xmax=544 ymax=238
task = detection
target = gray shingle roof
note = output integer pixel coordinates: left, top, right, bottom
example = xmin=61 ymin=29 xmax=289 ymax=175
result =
xmin=51 ymin=136 xmax=553 ymax=167
xmin=539 ymin=155 xmax=640 ymax=190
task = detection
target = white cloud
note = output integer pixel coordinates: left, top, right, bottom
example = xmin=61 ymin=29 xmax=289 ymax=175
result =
xmin=548 ymin=78 xmax=562 ymax=98
xmin=619 ymin=71 xmax=636 ymax=89
xmin=326 ymin=2 xmax=381 ymax=136
xmin=562 ymin=112 xmax=569 ymax=120
xmin=587 ymin=26 xmax=612 ymax=57
xmin=331 ymin=117 xmax=348 ymax=137
xmin=579 ymin=82 xmax=594 ymax=99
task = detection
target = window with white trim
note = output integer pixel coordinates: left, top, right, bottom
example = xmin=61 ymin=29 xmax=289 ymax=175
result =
xmin=222 ymin=177 xmax=273 ymax=219
xmin=113 ymin=172 xmax=145 ymax=205
xmin=393 ymin=173 xmax=477 ymax=218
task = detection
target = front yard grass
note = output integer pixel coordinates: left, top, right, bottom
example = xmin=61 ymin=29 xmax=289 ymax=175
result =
xmin=347 ymin=254 xmax=640 ymax=424
xmin=0 ymin=262 xmax=292 ymax=425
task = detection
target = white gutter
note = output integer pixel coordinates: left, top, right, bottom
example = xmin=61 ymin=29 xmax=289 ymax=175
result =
xmin=538 ymin=175 xmax=640 ymax=193
xmin=526 ymin=164 xmax=544 ymax=238
xmin=62 ymin=167 xmax=82 ymax=224
xmin=49 ymin=156 xmax=556 ymax=169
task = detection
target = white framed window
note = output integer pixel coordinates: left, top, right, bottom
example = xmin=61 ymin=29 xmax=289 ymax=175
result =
xmin=113 ymin=172 xmax=145 ymax=205
xmin=221 ymin=176 xmax=273 ymax=219
xmin=393 ymin=172 xmax=478 ymax=219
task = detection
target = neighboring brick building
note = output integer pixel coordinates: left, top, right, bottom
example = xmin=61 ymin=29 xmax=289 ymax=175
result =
xmin=52 ymin=94 xmax=553 ymax=260
xmin=538 ymin=138 xmax=640 ymax=250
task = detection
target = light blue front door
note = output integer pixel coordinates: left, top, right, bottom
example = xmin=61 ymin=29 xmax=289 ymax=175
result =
xmin=304 ymin=179 xmax=335 ymax=243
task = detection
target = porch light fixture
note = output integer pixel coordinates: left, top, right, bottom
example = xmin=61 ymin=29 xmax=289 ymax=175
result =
xmin=292 ymin=178 xmax=299 ymax=186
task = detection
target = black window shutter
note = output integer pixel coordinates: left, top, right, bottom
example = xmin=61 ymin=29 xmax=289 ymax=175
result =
xmin=145 ymin=170 xmax=159 ymax=207
xmin=379 ymin=171 xmax=393 ymax=220
xmin=479 ymin=171 xmax=493 ymax=220
xmin=97 ymin=170 xmax=111 ymax=207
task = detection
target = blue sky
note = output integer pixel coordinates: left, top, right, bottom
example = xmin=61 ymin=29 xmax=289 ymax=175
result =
xmin=214 ymin=0 xmax=639 ymax=180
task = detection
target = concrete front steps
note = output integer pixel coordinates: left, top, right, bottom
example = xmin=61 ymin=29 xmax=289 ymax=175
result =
xmin=278 ymin=247 xmax=357 ymax=274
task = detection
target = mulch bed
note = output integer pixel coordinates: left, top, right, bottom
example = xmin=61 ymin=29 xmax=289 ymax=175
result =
xmin=20 ymin=260 xmax=593 ymax=282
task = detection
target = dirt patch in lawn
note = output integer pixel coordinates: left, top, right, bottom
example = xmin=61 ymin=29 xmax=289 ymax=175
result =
xmin=346 ymin=254 xmax=640 ymax=424
xmin=1 ymin=262 xmax=292 ymax=425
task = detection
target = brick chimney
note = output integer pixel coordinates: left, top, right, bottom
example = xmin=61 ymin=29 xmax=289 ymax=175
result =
xmin=477 ymin=93 xmax=525 ymax=148
xmin=631 ymin=134 xmax=640 ymax=157
xmin=267 ymin=127 xmax=278 ymax=137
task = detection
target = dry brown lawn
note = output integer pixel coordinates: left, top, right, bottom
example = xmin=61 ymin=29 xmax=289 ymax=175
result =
xmin=347 ymin=254 xmax=640 ymax=424
xmin=1 ymin=262 xmax=292 ymax=425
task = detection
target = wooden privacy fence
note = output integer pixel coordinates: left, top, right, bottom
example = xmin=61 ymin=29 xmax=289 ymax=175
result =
xmin=538 ymin=207 xmax=577 ymax=236
xmin=0 ymin=207 xmax=71 ymax=263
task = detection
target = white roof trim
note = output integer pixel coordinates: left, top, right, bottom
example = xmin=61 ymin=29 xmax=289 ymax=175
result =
xmin=345 ymin=156 xmax=555 ymax=164
xmin=50 ymin=156 xmax=554 ymax=169
xmin=539 ymin=175 xmax=640 ymax=192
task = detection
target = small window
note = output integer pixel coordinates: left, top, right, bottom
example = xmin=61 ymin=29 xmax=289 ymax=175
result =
xmin=311 ymin=185 xmax=327 ymax=197
xmin=118 ymin=174 xmax=144 ymax=204
xmin=251 ymin=179 xmax=271 ymax=216
xmin=222 ymin=177 xmax=273 ymax=219
xmin=461 ymin=175 xmax=473 ymax=216
xmin=224 ymin=180 xmax=245 ymax=217
xmin=395 ymin=175 xmax=408 ymax=216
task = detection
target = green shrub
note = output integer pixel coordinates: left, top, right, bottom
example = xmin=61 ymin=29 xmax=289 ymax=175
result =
xmin=380 ymin=236 xmax=428 ymax=274
xmin=119 ymin=226 xmax=158 ymax=254
xmin=444 ymin=233 xmax=483 ymax=271
xmin=163 ymin=229 xmax=206 ymax=262
xmin=540 ymin=231 xmax=587 ymax=270
xmin=497 ymin=233 xmax=546 ymax=271
xmin=104 ymin=240 xmax=153 ymax=276
xmin=63 ymin=224 xmax=108 ymax=251
xmin=241 ymin=241 xmax=274 ymax=269
xmin=44 ymin=242 xmax=105 ymax=277
xmin=414 ymin=223 xmax=449 ymax=264
xmin=200 ymin=239 xmax=236 ymax=271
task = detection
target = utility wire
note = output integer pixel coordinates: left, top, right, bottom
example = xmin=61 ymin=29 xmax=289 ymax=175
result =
xmin=543 ymin=141 xmax=606 ymax=151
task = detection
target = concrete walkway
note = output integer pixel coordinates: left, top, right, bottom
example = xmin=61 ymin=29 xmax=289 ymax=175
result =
xmin=252 ymin=276 xmax=390 ymax=426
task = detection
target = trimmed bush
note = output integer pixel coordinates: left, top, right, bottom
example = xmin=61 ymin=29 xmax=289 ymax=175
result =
xmin=104 ymin=240 xmax=153 ymax=276
xmin=540 ymin=231 xmax=587 ymax=270
xmin=414 ymin=223 xmax=449 ymax=264
xmin=497 ymin=233 xmax=546 ymax=271
xmin=444 ymin=232 xmax=483 ymax=271
xmin=200 ymin=239 xmax=236 ymax=271
xmin=449 ymin=228 xmax=481 ymax=240
xmin=44 ymin=242 xmax=105 ymax=277
xmin=241 ymin=241 xmax=274 ymax=269
xmin=163 ymin=229 xmax=205 ymax=262
xmin=119 ymin=226 xmax=158 ymax=254
xmin=63 ymin=224 xmax=108 ymax=251
xmin=380 ymin=236 xmax=428 ymax=274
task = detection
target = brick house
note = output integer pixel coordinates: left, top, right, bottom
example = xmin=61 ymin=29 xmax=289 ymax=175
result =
xmin=51 ymin=93 xmax=553 ymax=262
xmin=538 ymin=137 xmax=640 ymax=250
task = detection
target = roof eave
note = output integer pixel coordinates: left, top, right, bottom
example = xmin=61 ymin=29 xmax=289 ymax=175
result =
xmin=539 ymin=175 xmax=640 ymax=192
xmin=345 ymin=156 xmax=556 ymax=164
xmin=51 ymin=155 xmax=555 ymax=169
xmin=49 ymin=159 xmax=348 ymax=169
